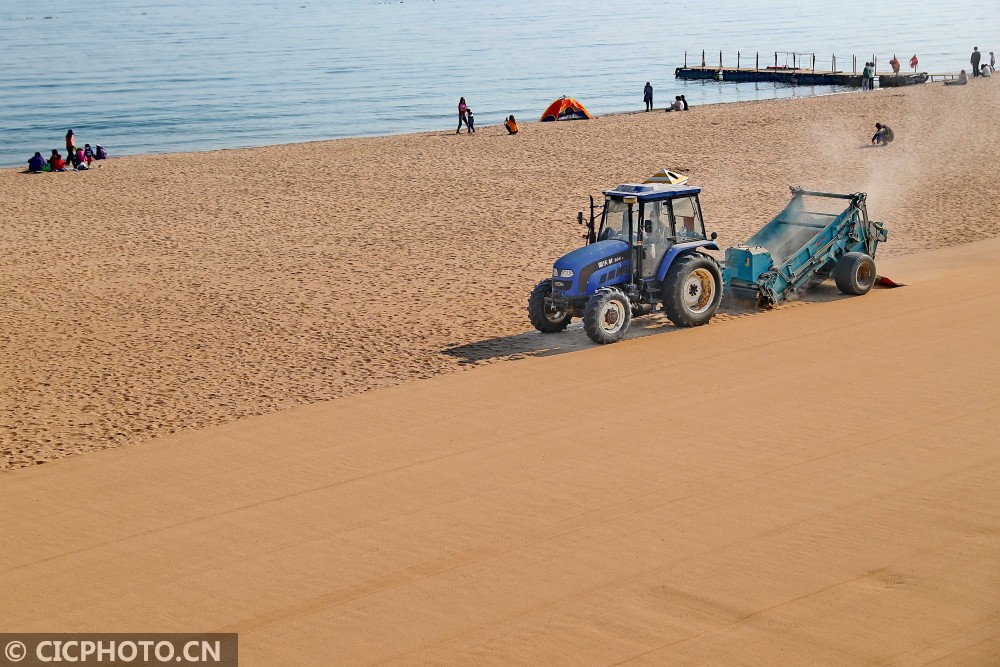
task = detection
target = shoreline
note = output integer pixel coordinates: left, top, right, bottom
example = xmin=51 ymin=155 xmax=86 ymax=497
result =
xmin=1 ymin=76 xmax=998 ymax=470
xmin=0 ymin=84 xmax=861 ymax=170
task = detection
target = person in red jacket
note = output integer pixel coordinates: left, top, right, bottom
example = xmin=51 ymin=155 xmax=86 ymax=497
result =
xmin=910 ymin=54 xmax=919 ymax=72
xmin=49 ymin=150 xmax=67 ymax=171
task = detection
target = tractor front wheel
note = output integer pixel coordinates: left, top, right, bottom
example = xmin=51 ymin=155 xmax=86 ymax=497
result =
xmin=661 ymin=253 xmax=723 ymax=327
xmin=528 ymin=279 xmax=573 ymax=333
xmin=834 ymin=252 xmax=877 ymax=295
xmin=583 ymin=288 xmax=632 ymax=344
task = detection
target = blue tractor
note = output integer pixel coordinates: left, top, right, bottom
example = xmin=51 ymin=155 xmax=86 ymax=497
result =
xmin=528 ymin=180 xmax=723 ymax=344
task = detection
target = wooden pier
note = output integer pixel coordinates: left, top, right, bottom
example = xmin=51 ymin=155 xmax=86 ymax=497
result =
xmin=675 ymin=65 xmax=862 ymax=87
xmin=675 ymin=51 xmax=932 ymax=88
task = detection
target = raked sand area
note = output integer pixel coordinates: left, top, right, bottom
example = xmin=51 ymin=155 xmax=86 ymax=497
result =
xmin=2 ymin=77 xmax=1000 ymax=663
xmin=1 ymin=78 xmax=998 ymax=469
xmin=2 ymin=239 xmax=999 ymax=664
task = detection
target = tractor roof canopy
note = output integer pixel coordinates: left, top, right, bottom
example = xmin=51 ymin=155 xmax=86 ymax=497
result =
xmin=604 ymin=182 xmax=702 ymax=201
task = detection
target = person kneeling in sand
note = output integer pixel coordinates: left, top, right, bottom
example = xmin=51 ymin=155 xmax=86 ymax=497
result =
xmin=872 ymin=122 xmax=894 ymax=146
xmin=504 ymin=115 xmax=519 ymax=134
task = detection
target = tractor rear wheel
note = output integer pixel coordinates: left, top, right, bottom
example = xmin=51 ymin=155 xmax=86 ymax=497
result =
xmin=583 ymin=288 xmax=631 ymax=344
xmin=834 ymin=252 xmax=876 ymax=295
xmin=661 ymin=253 xmax=723 ymax=327
xmin=528 ymin=279 xmax=572 ymax=333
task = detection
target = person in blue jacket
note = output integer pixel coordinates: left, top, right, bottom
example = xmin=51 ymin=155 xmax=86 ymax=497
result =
xmin=27 ymin=152 xmax=46 ymax=172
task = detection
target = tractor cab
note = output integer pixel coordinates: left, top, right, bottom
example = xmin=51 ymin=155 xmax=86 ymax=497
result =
xmin=595 ymin=183 xmax=709 ymax=279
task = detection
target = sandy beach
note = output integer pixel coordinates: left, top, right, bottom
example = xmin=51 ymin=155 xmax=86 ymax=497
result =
xmin=2 ymin=79 xmax=998 ymax=469
xmin=1 ymin=77 xmax=1000 ymax=663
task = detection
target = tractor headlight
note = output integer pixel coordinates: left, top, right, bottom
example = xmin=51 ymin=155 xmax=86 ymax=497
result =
xmin=553 ymin=268 xmax=574 ymax=278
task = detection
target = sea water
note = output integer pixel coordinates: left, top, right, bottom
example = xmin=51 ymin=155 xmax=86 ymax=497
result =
xmin=1 ymin=0 xmax=997 ymax=167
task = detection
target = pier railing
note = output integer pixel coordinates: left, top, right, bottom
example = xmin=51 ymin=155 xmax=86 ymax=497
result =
xmin=683 ymin=50 xmax=883 ymax=75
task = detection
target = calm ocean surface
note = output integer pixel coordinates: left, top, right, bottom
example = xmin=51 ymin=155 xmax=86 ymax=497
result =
xmin=1 ymin=0 xmax=997 ymax=167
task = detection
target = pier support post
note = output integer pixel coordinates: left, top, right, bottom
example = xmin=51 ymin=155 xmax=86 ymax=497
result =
xmin=737 ymin=51 xmax=740 ymax=69
xmin=756 ymin=52 xmax=759 ymax=71
xmin=812 ymin=53 xmax=815 ymax=72
xmin=702 ymin=50 xmax=705 ymax=67
xmin=719 ymin=51 xmax=722 ymax=68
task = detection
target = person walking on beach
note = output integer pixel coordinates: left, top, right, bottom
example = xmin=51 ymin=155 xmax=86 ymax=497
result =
xmin=456 ymin=97 xmax=470 ymax=134
xmin=971 ymin=47 xmax=981 ymax=77
xmin=990 ymin=51 xmax=996 ymax=72
xmin=466 ymin=107 xmax=476 ymax=133
xmin=643 ymin=82 xmax=653 ymax=112
xmin=910 ymin=54 xmax=919 ymax=72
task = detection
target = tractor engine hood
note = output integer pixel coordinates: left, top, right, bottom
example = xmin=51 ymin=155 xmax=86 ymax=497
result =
xmin=551 ymin=239 xmax=630 ymax=297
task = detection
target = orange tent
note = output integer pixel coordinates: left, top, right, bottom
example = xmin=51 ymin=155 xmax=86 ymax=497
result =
xmin=540 ymin=96 xmax=593 ymax=122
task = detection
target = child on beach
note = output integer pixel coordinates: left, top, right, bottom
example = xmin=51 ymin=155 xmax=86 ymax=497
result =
xmin=83 ymin=144 xmax=95 ymax=165
xmin=466 ymin=108 xmax=475 ymax=133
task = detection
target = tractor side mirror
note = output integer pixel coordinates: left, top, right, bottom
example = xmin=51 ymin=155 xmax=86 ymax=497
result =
xmin=577 ymin=211 xmax=584 ymax=225
xmin=644 ymin=220 xmax=652 ymax=234
xmin=710 ymin=231 xmax=718 ymax=241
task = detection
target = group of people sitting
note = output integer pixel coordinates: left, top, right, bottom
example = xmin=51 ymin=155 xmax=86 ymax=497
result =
xmin=664 ymin=95 xmax=689 ymax=112
xmin=27 ymin=129 xmax=107 ymax=173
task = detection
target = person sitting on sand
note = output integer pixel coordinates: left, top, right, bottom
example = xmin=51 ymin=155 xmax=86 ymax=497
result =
xmin=981 ymin=64 xmax=991 ymax=78
xmin=871 ymin=122 xmax=894 ymax=146
xmin=27 ymin=152 xmax=46 ymax=173
xmin=665 ymin=96 xmax=683 ymax=112
xmin=504 ymin=115 xmax=519 ymax=135
xmin=95 ymin=145 xmax=108 ymax=160
xmin=680 ymin=94 xmax=689 ymax=110
xmin=945 ymin=70 xmax=969 ymax=86
xmin=48 ymin=150 xmax=67 ymax=172
xmin=73 ymin=149 xmax=89 ymax=170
